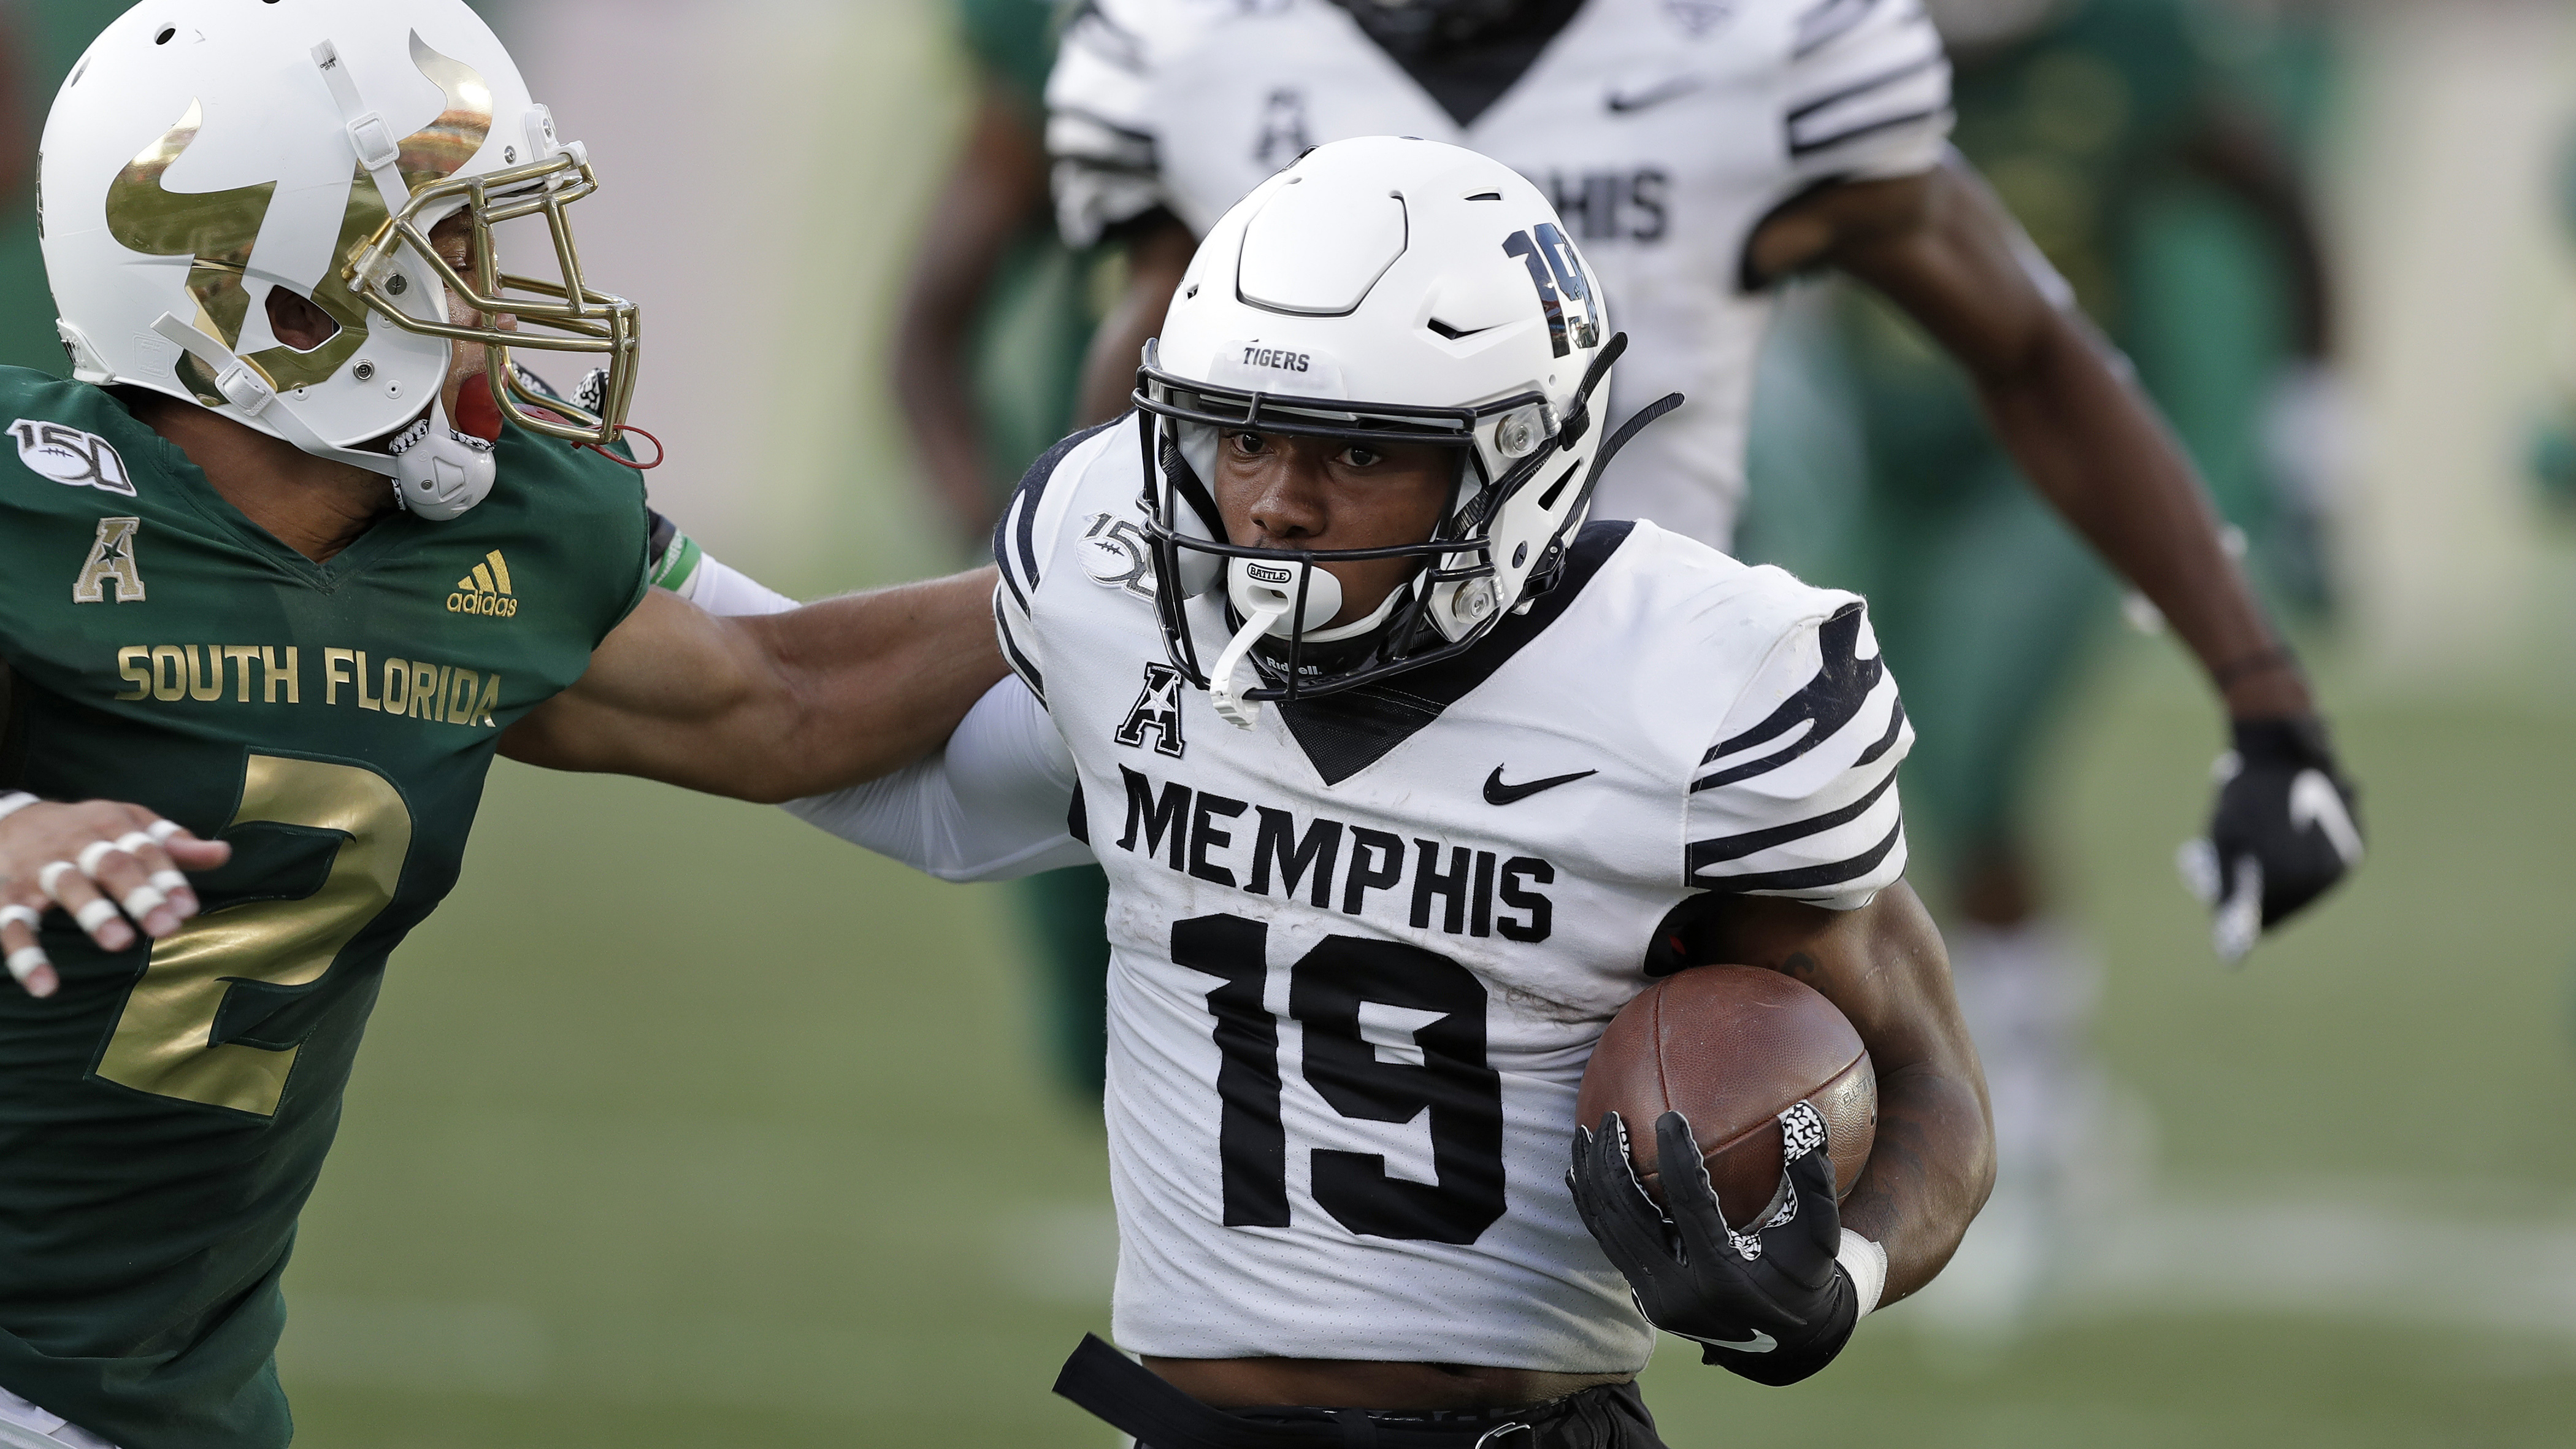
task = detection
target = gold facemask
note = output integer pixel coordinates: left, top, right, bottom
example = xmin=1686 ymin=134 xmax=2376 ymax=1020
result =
xmin=342 ymin=150 xmax=641 ymax=447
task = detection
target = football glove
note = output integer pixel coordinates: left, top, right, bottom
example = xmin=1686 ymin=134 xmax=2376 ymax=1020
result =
xmin=1568 ymin=1104 xmax=1868 ymax=1386
xmin=2177 ymin=716 xmax=2363 ymax=964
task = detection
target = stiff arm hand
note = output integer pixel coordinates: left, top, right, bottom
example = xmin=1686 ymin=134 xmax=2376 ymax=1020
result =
xmin=0 ymin=793 xmax=231 ymax=998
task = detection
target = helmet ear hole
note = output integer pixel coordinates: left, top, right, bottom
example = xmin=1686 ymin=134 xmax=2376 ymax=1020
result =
xmin=264 ymin=287 xmax=342 ymax=352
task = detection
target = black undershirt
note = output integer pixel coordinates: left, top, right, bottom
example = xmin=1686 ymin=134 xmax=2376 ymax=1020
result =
xmin=1332 ymin=0 xmax=1589 ymax=129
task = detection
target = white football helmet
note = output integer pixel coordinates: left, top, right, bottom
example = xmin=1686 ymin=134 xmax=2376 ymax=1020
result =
xmin=1133 ymin=136 xmax=1677 ymax=724
xmin=39 ymin=0 xmax=640 ymax=520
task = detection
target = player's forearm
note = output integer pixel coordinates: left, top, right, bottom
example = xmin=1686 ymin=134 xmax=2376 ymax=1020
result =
xmin=894 ymin=361 xmax=1000 ymax=544
xmin=2179 ymin=108 xmax=2334 ymax=360
xmin=1977 ymin=313 xmax=2313 ymax=719
xmin=506 ymin=572 xmax=1006 ymax=800
xmin=1836 ymin=1064 xmax=1992 ymax=1304
xmin=1696 ymin=888 xmax=1995 ymax=1303
xmin=895 ymin=85 xmax=1044 ymax=540
xmin=728 ymin=569 xmax=1010 ymax=801
xmin=1074 ymin=215 xmax=1194 ymax=426
xmin=1076 ymin=288 xmax=1164 ymax=428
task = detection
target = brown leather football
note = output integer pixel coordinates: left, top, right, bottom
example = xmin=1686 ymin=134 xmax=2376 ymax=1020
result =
xmin=1577 ymin=966 xmax=1874 ymax=1231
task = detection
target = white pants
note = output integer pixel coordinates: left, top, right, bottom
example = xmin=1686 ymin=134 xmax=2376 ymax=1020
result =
xmin=0 ymin=1388 xmax=116 ymax=1449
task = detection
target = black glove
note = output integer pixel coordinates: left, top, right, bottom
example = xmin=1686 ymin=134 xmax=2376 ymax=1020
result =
xmin=2178 ymin=716 xmax=2363 ymax=963
xmin=1568 ymin=1104 xmax=1857 ymax=1386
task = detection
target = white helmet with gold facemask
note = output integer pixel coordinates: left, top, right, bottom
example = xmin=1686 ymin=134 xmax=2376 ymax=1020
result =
xmin=39 ymin=0 xmax=640 ymax=520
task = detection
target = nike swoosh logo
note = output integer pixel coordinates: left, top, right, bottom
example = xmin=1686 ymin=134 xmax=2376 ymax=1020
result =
xmin=2288 ymin=769 xmax=2365 ymax=866
xmin=1606 ymin=77 xmax=1701 ymax=113
xmin=1483 ymin=766 xmax=1598 ymax=805
xmin=1684 ymin=1329 xmax=1777 ymax=1353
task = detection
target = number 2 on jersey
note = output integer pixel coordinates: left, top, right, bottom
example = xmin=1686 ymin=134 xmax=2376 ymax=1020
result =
xmin=93 ymin=754 xmax=413 ymax=1117
xmin=1175 ymin=913 xmax=1506 ymax=1245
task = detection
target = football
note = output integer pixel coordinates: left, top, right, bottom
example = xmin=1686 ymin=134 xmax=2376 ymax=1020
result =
xmin=1576 ymin=966 xmax=1876 ymax=1230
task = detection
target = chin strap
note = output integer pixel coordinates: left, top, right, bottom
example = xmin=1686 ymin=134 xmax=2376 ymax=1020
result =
xmin=151 ymin=313 xmax=497 ymax=521
xmin=150 ymin=314 xmax=395 ymax=475
xmin=312 ymin=40 xmax=415 ymax=217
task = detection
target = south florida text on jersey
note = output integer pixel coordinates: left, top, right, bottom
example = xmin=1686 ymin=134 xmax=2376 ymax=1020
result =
xmin=0 ymin=371 xmax=649 ymax=1449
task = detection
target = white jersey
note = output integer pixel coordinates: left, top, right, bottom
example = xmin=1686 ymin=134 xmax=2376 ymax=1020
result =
xmin=1046 ymin=0 xmax=1953 ymax=548
xmin=995 ymin=415 xmax=1914 ymax=1370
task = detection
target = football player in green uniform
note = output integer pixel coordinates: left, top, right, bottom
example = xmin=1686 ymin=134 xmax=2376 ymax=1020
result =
xmin=0 ymin=5 xmax=1003 ymax=1447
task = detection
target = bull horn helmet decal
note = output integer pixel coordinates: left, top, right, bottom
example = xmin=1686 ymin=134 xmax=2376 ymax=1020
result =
xmin=45 ymin=1 xmax=638 ymax=496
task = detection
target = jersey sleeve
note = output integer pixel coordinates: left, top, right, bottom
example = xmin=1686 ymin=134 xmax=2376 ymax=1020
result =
xmin=1780 ymin=0 xmax=1953 ymax=188
xmin=1045 ymin=0 xmax=1177 ymax=247
xmin=992 ymin=418 xmax=1116 ymax=701
xmin=1684 ymin=598 xmax=1912 ymax=910
xmin=782 ymin=676 xmax=1090 ymax=882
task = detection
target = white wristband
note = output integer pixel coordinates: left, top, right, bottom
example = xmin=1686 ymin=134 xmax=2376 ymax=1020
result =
xmin=1838 ymin=1230 xmax=1888 ymax=1318
xmin=0 ymin=793 xmax=37 ymax=825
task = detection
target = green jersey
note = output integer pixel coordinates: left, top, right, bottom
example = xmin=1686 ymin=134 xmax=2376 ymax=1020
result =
xmin=0 ymin=369 xmax=649 ymax=1448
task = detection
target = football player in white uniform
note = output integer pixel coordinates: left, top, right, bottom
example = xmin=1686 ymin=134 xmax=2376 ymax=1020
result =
xmin=1045 ymin=0 xmax=2359 ymax=962
xmin=796 ymin=137 xmax=1992 ymax=1447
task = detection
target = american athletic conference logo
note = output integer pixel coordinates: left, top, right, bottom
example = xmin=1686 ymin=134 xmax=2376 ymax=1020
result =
xmin=448 ymin=549 xmax=520 ymax=618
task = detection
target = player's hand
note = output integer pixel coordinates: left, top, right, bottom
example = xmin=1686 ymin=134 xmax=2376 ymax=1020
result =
xmin=0 ymin=796 xmax=231 ymax=999
xmin=2176 ymin=717 xmax=2362 ymax=964
xmin=1568 ymin=1105 xmax=1862 ymax=1386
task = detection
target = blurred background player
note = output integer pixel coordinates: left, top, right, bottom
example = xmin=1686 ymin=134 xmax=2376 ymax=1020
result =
xmin=887 ymin=0 xmax=1116 ymax=1106
xmin=1736 ymin=0 xmax=2344 ymax=1323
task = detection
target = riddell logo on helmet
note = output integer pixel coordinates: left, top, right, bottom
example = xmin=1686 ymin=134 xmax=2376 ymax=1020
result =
xmin=1238 ymin=344 xmax=1311 ymax=374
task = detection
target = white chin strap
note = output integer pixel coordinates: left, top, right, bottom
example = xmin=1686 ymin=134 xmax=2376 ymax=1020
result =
xmin=150 ymin=313 xmax=494 ymax=522
xmin=1211 ymin=559 xmax=1343 ymax=729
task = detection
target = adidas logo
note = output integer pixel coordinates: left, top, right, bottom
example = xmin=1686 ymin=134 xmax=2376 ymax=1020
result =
xmin=448 ymin=550 xmax=521 ymax=618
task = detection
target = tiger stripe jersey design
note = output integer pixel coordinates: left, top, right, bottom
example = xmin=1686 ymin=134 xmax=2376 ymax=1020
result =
xmin=991 ymin=415 xmax=1912 ymax=1369
xmin=1045 ymin=0 xmax=1954 ymax=548
xmin=0 ymin=369 xmax=650 ymax=1449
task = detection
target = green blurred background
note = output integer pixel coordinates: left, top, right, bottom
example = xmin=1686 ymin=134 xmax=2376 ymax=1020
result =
xmin=6 ymin=0 xmax=2576 ymax=1443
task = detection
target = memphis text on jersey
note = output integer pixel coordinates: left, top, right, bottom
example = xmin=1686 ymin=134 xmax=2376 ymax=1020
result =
xmin=1114 ymin=765 xmax=1556 ymax=944
xmin=110 ymin=644 xmax=505 ymax=727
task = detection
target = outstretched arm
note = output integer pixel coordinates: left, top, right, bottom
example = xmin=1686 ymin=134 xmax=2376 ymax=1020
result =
xmin=1755 ymin=158 xmax=2310 ymax=721
xmin=1071 ymin=211 xmax=1195 ymax=428
xmin=1750 ymin=161 xmax=2361 ymax=951
xmin=1687 ymin=884 xmax=1993 ymax=1304
xmin=499 ymin=570 xmax=1007 ymax=802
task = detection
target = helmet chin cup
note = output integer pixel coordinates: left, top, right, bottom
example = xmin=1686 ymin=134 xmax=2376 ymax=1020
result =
xmin=388 ymin=401 xmax=498 ymax=521
xmin=1211 ymin=558 xmax=1343 ymax=729
xmin=1229 ymin=557 xmax=1344 ymax=637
